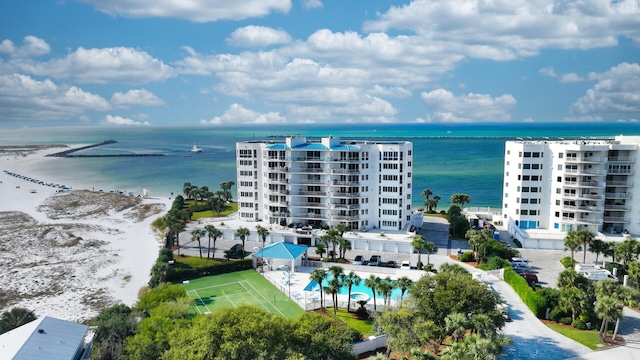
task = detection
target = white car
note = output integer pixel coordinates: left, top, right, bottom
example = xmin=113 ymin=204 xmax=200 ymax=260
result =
xmin=401 ymin=261 xmax=411 ymax=270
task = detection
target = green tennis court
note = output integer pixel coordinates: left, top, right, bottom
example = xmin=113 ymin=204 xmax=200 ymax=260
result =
xmin=180 ymin=270 xmax=305 ymax=319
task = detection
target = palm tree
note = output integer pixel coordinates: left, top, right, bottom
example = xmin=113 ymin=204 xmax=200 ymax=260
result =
xmin=596 ymin=296 xmax=622 ymax=339
xmin=315 ymin=245 xmax=326 ymax=259
xmin=557 ymin=269 xmax=580 ymax=290
xmin=235 ymin=227 xmax=250 ymax=258
xmin=563 ymin=230 xmax=582 ymax=264
xmin=559 ymin=287 xmax=586 ymax=321
xmin=365 ymin=275 xmax=381 ymax=311
xmin=412 ymin=234 xmax=428 ymax=269
xmin=167 ymin=215 xmax=185 ymax=256
xmin=204 ymin=225 xmax=222 ymax=259
xmin=378 ymin=277 xmax=395 ymax=306
xmin=421 ymin=188 xmax=433 ymax=203
xmin=327 ymin=266 xmax=344 ymax=314
xmin=182 ymin=182 xmax=193 ymax=199
xmin=337 ymin=237 xmax=351 ymax=259
xmin=466 ymin=229 xmax=481 ymax=262
xmin=450 ymin=193 xmax=471 ymax=208
xmin=220 ymin=180 xmax=235 ymax=202
xmin=0 ymin=308 xmax=36 ymax=334
xmin=628 ymin=261 xmax=640 ymax=289
xmin=396 ymin=276 xmax=413 ymax=304
xmin=310 ymin=268 xmax=328 ymax=310
xmin=614 ymin=237 xmax=640 ymax=268
xmin=342 ymin=271 xmax=361 ymax=312
xmin=191 ymin=229 xmax=205 ymax=258
xmin=327 ymin=228 xmax=340 ymax=261
xmin=444 ymin=312 xmax=469 ymax=342
xmin=439 ymin=262 xmax=469 ymax=275
xmin=590 ymin=239 xmax=608 ymax=264
xmin=424 ymin=241 xmax=438 ymax=268
xmin=470 ymin=313 xmax=496 ymax=338
xmin=257 ymin=226 xmax=270 ymax=270
xmin=573 ymin=229 xmax=596 ymax=264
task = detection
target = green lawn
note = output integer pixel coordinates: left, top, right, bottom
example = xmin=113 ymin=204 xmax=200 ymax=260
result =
xmin=191 ymin=202 xmax=238 ymax=219
xmin=180 ymin=270 xmax=305 ymax=319
xmin=545 ymin=323 xmax=605 ymax=350
xmin=335 ymin=308 xmax=374 ymax=337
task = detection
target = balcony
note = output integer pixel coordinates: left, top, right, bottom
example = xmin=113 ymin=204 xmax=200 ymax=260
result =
xmin=606 ymin=180 xmax=633 ymax=187
xmin=331 ymin=169 xmax=360 ymax=174
xmin=604 ymin=204 xmax=630 ymax=211
xmin=291 ymin=213 xmax=325 ymax=219
xmin=605 ymin=192 xmax=632 ymax=199
xmin=266 ymin=156 xmax=290 ymax=161
xmin=267 ymin=167 xmax=289 ymax=173
xmin=603 ymin=217 xmax=629 ymax=223
xmin=563 ymin=181 xmax=602 ymax=188
xmin=290 ymin=202 xmax=325 ymax=208
xmin=332 ymin=215 xmax=360 ymax=220
xmin=267 ymin=189 xmax=290 ymax=195
xmin=563 ymin=193 xmax=603 ymax=200
xmin=269 ymin=211 xmax=290 ymax=217
xmin=607 ymin=169 xmax=633 ymax=175
xmin=562 ymin=204 xmax=603 ymax=212
xmin=290 ymin=179 xmax=325 ymax=184
xmin=331 ymin=203 xmax=360 ymax=210
xmin=332 ymin=192 xmax=361 ymax=198
xmin=296 ymin=190 xmax=327 ymax=196
xmin=565 ymin=157 xmax=606 ymax=163
xmin=330 ymin=181 xmax=360 ymax=186
xmin=292 ymin=167 xmax=325 ymax=173
xmin=608 ymin=157 xmax=634 ymax=162
xmin=565 ymin=169 xmax=606 ymax=175
xmin=563 ymin=216 xmax=603 ymax=224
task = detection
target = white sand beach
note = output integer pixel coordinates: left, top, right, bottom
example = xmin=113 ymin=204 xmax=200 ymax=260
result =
xmin=0 ymin=146 xmax=172 ymax=323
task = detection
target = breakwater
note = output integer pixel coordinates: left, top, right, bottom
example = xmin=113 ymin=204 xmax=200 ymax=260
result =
xmin=47 ymin=140 xmax=164 ymax=158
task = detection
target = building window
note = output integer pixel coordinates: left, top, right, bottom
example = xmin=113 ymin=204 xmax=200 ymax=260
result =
xmin=559 ymin=153 xmax=563 ymax=158
xmin=557 ymin=176 xmax=562 ymax=182
xmin=556 ymin=200 xmax=560 ymax=205
xmin=515 ymin=209 xmax=519 ymax=214
xmin=555 ymin=211 xmax=560 ymax=217
xmin=504 ymin=193 xmax=508 ymax=198
xmin=556 ymin=188 xmax=561 ymax=194
xmin=558 ymin=164 xmax=563 ymax=170
xmin=521 ymin=210 xmax=528 ymax=215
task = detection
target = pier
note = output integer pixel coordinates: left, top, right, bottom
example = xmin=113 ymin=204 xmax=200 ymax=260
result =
xmin=46 ymin=140 xmax=164 ymax=158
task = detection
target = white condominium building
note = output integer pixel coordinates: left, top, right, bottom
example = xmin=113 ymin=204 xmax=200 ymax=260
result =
xmin=502 ymin=135 xmax=640 ymax=249
xmin=236 ymin=136 xmax=413 ymax=232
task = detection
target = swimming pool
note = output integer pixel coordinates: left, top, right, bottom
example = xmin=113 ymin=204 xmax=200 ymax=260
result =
xmin=306 ymin=276 xmax=405 ymax=301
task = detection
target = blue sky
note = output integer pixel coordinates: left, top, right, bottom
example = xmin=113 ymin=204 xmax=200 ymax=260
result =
xmin=1 ymin=0 xmax=639 ymax=128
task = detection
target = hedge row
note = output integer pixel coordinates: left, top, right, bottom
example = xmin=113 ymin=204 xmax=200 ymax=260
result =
xmin=503 ymin=268 xmax=547 ymax=318
xmin=167 ymin=258 xmax=253 ymax=282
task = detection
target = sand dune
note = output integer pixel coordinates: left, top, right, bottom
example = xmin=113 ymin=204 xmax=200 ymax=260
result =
xmin=0 ymin=147 xmax=171 ymax=323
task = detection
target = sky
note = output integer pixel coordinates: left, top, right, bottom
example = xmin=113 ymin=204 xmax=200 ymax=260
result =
xmin=0 ymin=0 xmax=639 ymax=128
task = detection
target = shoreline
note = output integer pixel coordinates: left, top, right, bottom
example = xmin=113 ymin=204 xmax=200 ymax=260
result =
xmin=0 ymin=146 xmax=172 ymax=323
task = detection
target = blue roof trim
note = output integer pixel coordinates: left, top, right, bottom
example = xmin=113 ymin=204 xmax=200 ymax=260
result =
xmin=266 ymin=144 xmax=288 ymax=149
xmin=330 ymin=144 xmax=360 ymax=150
xmin=291 ymin=143 xmax=327 ymax=150
xmin=254 ymin=242 xmax=308 ymax=260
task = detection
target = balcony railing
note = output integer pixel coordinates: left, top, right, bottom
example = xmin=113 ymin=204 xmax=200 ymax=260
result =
xmin=565 ymin=157 xmax=606 ymax=163
xmin=331 ymin=169 xmax=360 ymax=174
xmin=332 ymin=215 xmax=360 ymax=220
xmin=604 ymin=204 xmax=630 ymax=211
xmin=291 ymin=213 xmax=325 ymax=219
xmin=606 ymin=181 xmax=633 ymax=186
xmin=297 ymin=191 xmax=327 ymax=196
xmin=564 ymin=181 xmax=601 ymax=187
xmin=562 ymin=205 xmax=603 ymax=212
xmin=603 ymin=217 xmax=628 ymax=223
xmin=607 ymin=169 xmax=633 ymax=175
xmin=608 ymin=157 xmax=634 ymax=162
xmin=332 ymin=192 xmax=360 ymax=198
xmin=565 ymin=169 xmax=606 ymax=175
xmin=563 ymin=217 xmax=603 ymax=224
xmin=290 ymin=202 xmax=325 ymax=207
xmin=292 ymin=168 xmax=325 ymax=173
xmin=331 ymin=203 xmax=360 ymax=210
xmin=563 ymin=193 xmax=603 ymax=200
xmin=330 ymin=181 xmax=360 ymax=186
xmin=605 ymin=192 xmax=632 ymax=199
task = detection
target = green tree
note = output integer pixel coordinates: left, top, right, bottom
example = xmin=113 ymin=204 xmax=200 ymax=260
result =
xmin=628 ymin=261 xmax=640 ymax=289
xmin=558 ymin=287 xmax=586 ymax=321
xmin=378 ymin=277 xmax=396 ymax=307
xmin=327 ymin=266 xmax=344 ymax=315
xmin=136 ymin=283 xmax=188 ymax=314
xmin=234 ymin=227 xmax=250 ymax=258
xmin=563 ymin=230 xmax=582 ymax=264
xmin=444 ymin=312 xmax=468 ymax=342
xmin=412 ymin=234 xmax=428 ymax=269
xmin=341 ymin=271 xmax=361 ymax=313
xmin=424 ymin=241 xmax=438 ymax=268
xmin=191 ymin=228 xmax=206 ymax=259
xmin=291 ymin=312 xmax=360 ymax=360
xmin=596 ymin=296 xmax=622 ymax=339
xmin=220 ymin=180 xmax=235 ymax=202
xmin=421 ymin=188 xmax=433 ymax=202
xmin=615 ymin=237 xmax=640 ymax=267
xmin=92 ymin=304 xmax=138 ymax=360
xmin=315 ymin=244 xmax=326 ymax=259
xmin=446 ymin=205 xmax=469 ymax=238
xmin=589 ymin=238 xmax=608 ymax=264
xmin=365 ymin=275 xmax=381 ymax=311
xmin=451 ymin=193 xmax=471 ymax=208
xmin=322 ymin=228 xmax=340 ymax=261
xmin=396 ymin=276 xmax=413 ymax=304
xmin=0 ymin=307 xmax=36 ymax=334
xmin=572 ymin=229 xmax=597 ymax=264
xmin=337 ymin=237 xmax=351 ymax=259
xmin=310 ymin=268 xmax=328 ymax=310
xmin=204 ymin=225 xmax=222 ymax=259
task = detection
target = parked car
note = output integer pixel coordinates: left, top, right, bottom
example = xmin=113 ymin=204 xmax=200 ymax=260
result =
xmin=510 ymin=261 xmax=530 ymax=270
xmin=386 ymin=260 xmax=397 ymax=268
xmin=400 ymin=261 xmax=411 ymax=270
xmin=521 ymin=271 xmax=538 ymax=284
xmin=225 ymin=244 xmax=244 ymax=259
xmin=353 ymin=255 xmax=364 ymax=265
xmin=511 ymin=257 xmax=529 ymax=264
xmin=368 ymin=255 xmax=381 ymax=266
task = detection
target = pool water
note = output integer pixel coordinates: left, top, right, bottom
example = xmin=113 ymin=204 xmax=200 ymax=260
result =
xmin=309 ymin=275 xmax=405 ymax=301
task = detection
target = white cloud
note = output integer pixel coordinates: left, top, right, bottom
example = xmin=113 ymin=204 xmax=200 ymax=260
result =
xmin=78 ymin=0 xmax=291 ymax=22
xmin=301 ymin=0 xmax=323 ymax=9
xmin=227 ymin=26 xmax=292 ymax=48
xmin=0 ymin=36 xmax=50 ymax=58
xmin=539 ymin=67 xmax=557 ymax=77
xmin=559 ymin=73 xmax=585 ymax=83
xmin=111 ymin=89 xmax=165 ymax=108
xmin=201 ymin=103 xmax=286 ymax=124
xmin=103 ymin=114 xmax=150 ymax=126
xmin=0 ymin=74 xmax=110 ymax=122
xmin=420 ymin=88 xmax=516 ymax=122
xmin=365 ymin=0 xmax=640 ymax=61
xmin=570 ymin=62 xmax=640 ymax=120
xmin=12 ymin=47 xmax=175 ymax=84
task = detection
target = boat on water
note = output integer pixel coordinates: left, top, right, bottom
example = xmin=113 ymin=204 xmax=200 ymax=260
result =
xmin=191 ymin=144 xmax=203 ymax=153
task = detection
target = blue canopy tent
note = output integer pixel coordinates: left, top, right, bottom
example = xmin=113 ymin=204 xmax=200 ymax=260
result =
xmin=252 ymin=242 xmax=308 ymax=272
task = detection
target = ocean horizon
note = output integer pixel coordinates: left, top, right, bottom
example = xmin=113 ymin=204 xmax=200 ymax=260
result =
xmin=2 ymin=122 xmax=639 ymax=211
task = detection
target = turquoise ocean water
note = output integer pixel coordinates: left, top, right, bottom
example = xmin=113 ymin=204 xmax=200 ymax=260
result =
xmin=1 ymin=122 xmax=638 ymax=210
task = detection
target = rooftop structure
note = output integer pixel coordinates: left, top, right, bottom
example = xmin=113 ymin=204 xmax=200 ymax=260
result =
xmin=0 ymin=316 xmax=90 ymax=360
xmin=236 ymin=136 xmax=414 ymax=247
xmin=502 ymin=135 xmax=640 ymax=249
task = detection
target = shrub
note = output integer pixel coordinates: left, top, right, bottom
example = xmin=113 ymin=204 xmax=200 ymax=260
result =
xmin=549 ymin=307 xmax=569 ymax=322
xmin=167 ymin=258 xmax=253 ymax=282
xmin=512 ymin=239 xmax=522 ymax=248
xmin=560 ymin=317 xmax=573 ymax=325
xmin=504 ymin=268 xmax=547 ymax=318
xmin=560 ymin=256 xmax=577 ymax=269
xmin=459 ymin=251 xmax=475 ymax=262
xmin=486 ymin=256 xmax=510 ymax=270
xmin=536 ymin=287 xmax=561 ymax=309
xmin=572 ymin=319 xmax=587 ymax=330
